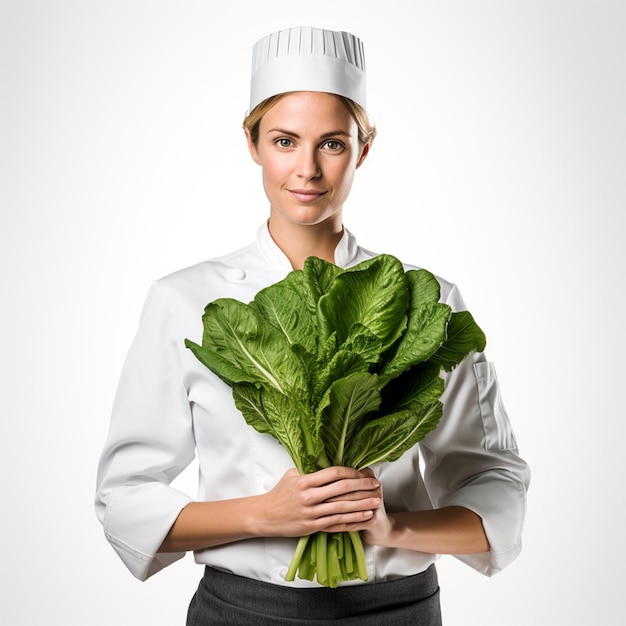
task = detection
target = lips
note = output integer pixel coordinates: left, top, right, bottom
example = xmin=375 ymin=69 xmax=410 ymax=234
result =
xmin=288 ymin=189 xmax=327 ymax=202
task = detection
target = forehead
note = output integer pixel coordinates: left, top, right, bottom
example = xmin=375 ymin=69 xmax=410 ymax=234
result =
xmin=260 ymin=92 xmax=357 ymax=135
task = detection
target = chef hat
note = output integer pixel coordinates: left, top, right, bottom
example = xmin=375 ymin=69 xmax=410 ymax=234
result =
xmin=249 ymin=26 xmax=367 ymax=111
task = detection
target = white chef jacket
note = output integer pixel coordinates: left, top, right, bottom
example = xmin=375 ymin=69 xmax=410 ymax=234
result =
xmin=95 ymin=222 xmax=530 ymax=585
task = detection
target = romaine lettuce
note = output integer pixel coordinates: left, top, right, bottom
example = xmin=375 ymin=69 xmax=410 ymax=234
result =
xmin=185 ymin=254 xmax=486 ymax=587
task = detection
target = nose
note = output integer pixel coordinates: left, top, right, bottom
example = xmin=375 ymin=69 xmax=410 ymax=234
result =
xmin=296 ymin=147 xmax=322 ymax=180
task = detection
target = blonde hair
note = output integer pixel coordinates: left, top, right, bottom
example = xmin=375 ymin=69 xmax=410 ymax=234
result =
xmin=243 ymin=93 xmax=377 ymax=146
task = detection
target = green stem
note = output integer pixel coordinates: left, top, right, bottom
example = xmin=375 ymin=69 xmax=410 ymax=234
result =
xmin=327 ymin=536 xmax=341 ymax=588
xmin=333 ymin=410 xmax=349 ymax=466
xmin=316 ymin=531 xmax=328 ymax=586
xmin=317 ymin=449 xmax=331 ymax=469
xmin=349 ymin=531 xmax=369 ymax=582
xmin=285 ymin=535 xmax=310 ymax=582
xmin=344 ymin=532 xmax=354 ymax=574
xmin=285 ymin=531 xmax=368 ymax=586
xmin=297 ymin=535 xmax=315 ymax=581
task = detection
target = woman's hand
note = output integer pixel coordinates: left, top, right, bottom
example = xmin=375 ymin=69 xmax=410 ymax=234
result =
xmin=160 ymin=466 xmax=488 ymax=555
xmin=358 ymin=468 xmax=394 ymax=547
xmin=158 ymin=466 xmax=380 ymax=553
xmin=256 ymin=466 xmax=381 ymax=538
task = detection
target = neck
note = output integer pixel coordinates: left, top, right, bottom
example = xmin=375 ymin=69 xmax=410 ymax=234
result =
xmin=267 ymin=216 xmax=343 ymax=270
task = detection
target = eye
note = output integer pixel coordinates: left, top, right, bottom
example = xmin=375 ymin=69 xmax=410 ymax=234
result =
xmin=275 ymin=137 xmax=294 ymax=148
xmin=322 ymin=140 xmax=345 ymax=151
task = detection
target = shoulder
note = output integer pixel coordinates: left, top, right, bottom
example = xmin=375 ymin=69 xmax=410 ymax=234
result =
xmin=158 ymin=241 xmax=258 ymax=286
xmin=142 ymin=237 xmax=288 ymax=340
xmin=154 ymin=240 xmax=267 ymax=303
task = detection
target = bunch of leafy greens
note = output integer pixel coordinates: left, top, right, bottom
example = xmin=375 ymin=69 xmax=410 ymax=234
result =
xmin=185 ymin=254 xmax=486 ymax=588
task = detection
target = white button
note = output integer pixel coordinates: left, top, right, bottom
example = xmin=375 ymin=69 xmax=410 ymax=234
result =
xmin=226 ymin=268 xmax=246 ymax=281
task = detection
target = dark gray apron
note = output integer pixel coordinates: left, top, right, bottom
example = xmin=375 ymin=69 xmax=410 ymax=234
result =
xmin=187 ymin=564 xmax=442 ymax=625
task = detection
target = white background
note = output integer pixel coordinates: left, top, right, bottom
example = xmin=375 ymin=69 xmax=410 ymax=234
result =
xmin=1 ymin=1 xmax=624 ymax=624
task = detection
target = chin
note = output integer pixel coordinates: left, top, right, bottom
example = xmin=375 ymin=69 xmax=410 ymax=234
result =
xmin=275 ymin=207 xmax=341 ymax=228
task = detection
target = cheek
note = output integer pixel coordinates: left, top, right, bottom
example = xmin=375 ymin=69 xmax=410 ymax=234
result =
xmin=262 ymin=168 xmax=280 ymax=197
xmin=332 ymin=162 xmax=357 ymax=193
xmin=260 ymin=156 xmax=288 ymax=187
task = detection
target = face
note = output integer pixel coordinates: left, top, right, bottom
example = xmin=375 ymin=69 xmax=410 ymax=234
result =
xmin=246 ymin=91 xmax=369 ymax=230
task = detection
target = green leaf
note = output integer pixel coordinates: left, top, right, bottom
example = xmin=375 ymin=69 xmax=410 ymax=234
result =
xmin=302 ymin=256 xmax=343 ymax=302
xmin=345 ymin=401 xmax=443 ymax=469
xmin=379 ymin=363 xmax=445 ymax=414
xmin=312 ymin=347 xmax=369 ymax=405
xmin=317 ymin=255 xmax=409 ymax=352
xmin=343 ymin=323 xmax=385 ymax=366
xmin=406 ymin=268 xmax=441 ymax=305
xmin=250 ymin=269 xmax=318 ymax=354
xmin=319 ymin=372 xmax=382 ymax=466
xmin=233 ymin=384 xmax=317 ymax=474
xmin=377 ymin=269 xmax=446 ymax=380
xmin=428 ymin=310 xmax=487 ymax=372
xmin=231 ymin=382 xmax=273 ymax=435
xmin=185 ymin=337 xmax=254 ymax=388
xmin=191 ymin=299 xmax=305 ymax=394
xmin=379 ymin=302 xmax=451 ymax=381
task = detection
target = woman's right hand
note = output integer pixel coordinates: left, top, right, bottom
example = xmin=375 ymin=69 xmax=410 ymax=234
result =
xmin=255 ymin=466 xmax=381 ymax=538
xmin=159 ymin=466 xmax=381 ymax=553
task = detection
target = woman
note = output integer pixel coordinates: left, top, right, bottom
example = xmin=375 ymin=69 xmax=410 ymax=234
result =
xmin=96 ymin=26 xmax=530 ymax=624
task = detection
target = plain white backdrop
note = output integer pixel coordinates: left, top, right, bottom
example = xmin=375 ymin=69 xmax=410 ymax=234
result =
xmin=1 ymin=1 xmax=624 ymax=624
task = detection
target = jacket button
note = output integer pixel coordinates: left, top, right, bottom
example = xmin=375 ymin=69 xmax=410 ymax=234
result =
xmin=227 ymin=268 xmax=246 ymax=281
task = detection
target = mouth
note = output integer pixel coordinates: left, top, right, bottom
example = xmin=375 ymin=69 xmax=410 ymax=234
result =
xmin=288 ymin=189 xmax=327 ymax=202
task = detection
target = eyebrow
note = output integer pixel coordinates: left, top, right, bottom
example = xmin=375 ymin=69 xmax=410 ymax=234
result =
xmin=266 ymin=128 xmax=350 ymax=139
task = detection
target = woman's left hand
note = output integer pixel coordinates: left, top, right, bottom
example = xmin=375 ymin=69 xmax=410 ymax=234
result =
xmin=323 ymin=467 xmax=394 ymax=545
xmin=356 ymin=468 xmax=394 ymax=547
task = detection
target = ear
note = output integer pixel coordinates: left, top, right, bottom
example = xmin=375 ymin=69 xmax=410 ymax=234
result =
xmin=356 ymin=142 xmax=370 ymax=169
xmin=244 ymin=128 xmax=261 ymax=165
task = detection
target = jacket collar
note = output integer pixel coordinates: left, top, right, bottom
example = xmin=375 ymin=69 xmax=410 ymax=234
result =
xmin=256 ymin=221 xmax=359 ymax=270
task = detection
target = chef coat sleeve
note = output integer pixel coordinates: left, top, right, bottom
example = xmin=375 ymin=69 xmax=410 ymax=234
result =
xmin=419 ymin=283 xmax=530 ymax=576
xmin=95 ymin=281 xmax=195 ymax=581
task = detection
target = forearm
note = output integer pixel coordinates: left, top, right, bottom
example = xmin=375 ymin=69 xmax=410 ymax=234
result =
xmin=159 ymin=467 xmax=381 ymax=553
xmin=365 ymin=506 xmax=490 ymax=555
xmin=159 ymin=496 xmax=264 ymax=553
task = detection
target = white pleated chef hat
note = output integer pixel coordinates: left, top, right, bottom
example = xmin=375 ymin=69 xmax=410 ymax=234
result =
xmin=249 ymin=26 xmax=367 ymax=112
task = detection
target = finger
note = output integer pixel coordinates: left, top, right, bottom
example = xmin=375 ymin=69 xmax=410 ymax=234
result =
xmin=314 ymin=496 xmax=381 ymax=519
xmin=314 ymin=480 xmax=379 ymax=507
xmin=325 ymin=488 xmax=381 ymax=503
xmin=322 ymin=467 xmax=381 ymax=502
xmin=299 ymin=466 xmax=370 ymax=487
xmin=319 ymin=511 xmax=378 ymax=533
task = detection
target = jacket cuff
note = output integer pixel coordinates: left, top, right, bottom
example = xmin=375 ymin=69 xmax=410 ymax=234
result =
xmin=442 ymin=469 xmax=528 ymax=576
xmin=103 ymin=483 xmax=193 ymax=581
